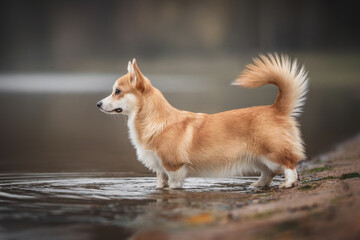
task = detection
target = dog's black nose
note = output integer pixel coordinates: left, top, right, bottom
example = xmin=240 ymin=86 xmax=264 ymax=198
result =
xmin=97 ymin=101 xmax=102 ymax=108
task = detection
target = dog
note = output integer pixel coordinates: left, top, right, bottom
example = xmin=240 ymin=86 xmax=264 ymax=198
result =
xmin=97 ymin=54 xmax=308 ymax=189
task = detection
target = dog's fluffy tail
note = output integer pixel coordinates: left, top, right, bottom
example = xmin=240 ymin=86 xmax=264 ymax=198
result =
xmin=233 ymin=54 xmax=309 ymax=117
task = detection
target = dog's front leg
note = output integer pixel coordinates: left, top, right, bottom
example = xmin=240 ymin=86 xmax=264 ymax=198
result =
xmin=167 ymin=166 xmax=187 ymax=189
xmin=156 ymin=171 xmax=168 ymax=189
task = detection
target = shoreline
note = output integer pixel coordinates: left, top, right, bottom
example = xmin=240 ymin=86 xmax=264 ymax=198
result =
xmin=133 ymin=134 xmax=360 ymax=240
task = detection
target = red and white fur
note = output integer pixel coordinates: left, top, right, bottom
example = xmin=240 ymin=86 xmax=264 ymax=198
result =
xmin=97 ymin=54 xmax=308 ymax=189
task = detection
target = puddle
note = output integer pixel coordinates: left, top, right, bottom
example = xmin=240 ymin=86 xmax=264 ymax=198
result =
xmin=0 ymin=172 xmax=282 ymax=239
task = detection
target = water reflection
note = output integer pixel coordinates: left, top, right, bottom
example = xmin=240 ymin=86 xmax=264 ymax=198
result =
xmin=0 ymin=172 xmax=282 ymax=238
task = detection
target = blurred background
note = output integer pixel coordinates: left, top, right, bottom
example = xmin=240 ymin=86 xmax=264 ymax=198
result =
xmin=0 ymin=0 xmax=359 ymax=173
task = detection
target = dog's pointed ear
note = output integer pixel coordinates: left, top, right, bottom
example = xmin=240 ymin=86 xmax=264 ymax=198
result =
xmin=131 ymin=59 xmax=148 ymax=92
xmin=127 ymin=60 xmax=137 ymax=85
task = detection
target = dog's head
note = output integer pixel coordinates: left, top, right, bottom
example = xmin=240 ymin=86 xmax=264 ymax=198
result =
xmin=97 ymin=59 xmax=151 ymax=115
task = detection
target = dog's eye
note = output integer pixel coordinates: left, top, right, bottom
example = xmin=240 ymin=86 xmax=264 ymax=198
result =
xmin=115 ymin=89 xmax=121 ymax=95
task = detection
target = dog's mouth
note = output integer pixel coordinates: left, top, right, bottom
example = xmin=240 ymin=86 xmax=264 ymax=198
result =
xmin=100 ymin=108 xmax=123 ymax=114
xmin=114 ymin=108 xmax=123 ymax=113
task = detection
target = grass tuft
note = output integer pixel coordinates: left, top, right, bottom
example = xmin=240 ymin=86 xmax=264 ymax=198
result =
xmin=307 ymin=166 xmax=332 ymax=173
xmin=298 ymin=183 xmax=320 ymax=190
xmin=339 ymin=172 xmax=360 ymax=180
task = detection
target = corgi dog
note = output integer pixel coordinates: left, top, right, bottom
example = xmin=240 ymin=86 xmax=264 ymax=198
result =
xmin=97 ymin=54 xmax=308 ymax=189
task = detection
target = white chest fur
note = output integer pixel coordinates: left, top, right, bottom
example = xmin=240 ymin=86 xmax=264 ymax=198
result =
xmin=127 ymin=113 xmax=163 ymax=172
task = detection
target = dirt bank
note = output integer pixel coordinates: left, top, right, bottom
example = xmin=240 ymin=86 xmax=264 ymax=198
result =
xmin=133 ymin=135 xmax=360 ymax=240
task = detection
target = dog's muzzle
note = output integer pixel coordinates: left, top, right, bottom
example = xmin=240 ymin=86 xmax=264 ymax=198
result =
xmin=96 ymin=101 xmax=122 ymax=113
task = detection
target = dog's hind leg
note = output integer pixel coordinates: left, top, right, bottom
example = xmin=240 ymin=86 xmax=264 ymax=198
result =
xmin=167 ymin=165 xmax=187 ymax=189
xmin=251 ymin=171 xmax=275 ymax=188
xmin=265 ymin=148 xmax=301 ymax=188
xmin=279 ymin=168 xmax=298 ymax=188
xmin=250 ymin=160 xmax=277 ymax=187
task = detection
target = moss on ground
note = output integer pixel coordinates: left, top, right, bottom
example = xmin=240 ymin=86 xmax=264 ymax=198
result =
xmin=306 ymin=166 xmax=332 ymax=173
xmin=298 ymin=183 xmax=320 ymax=190
xmin=340 ymin=172 xmax=360 ymax=180
xmin=302 ymin=176 xmax=338 ymax=184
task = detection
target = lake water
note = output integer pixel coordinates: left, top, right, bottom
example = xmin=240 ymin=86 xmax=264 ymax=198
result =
xmin=0 ymin=172 xmax=283 ymax=239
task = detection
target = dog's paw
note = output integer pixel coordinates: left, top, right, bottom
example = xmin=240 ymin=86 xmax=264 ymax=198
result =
xmin=156 ymin=178 xmax=168 ymax=189
xmin=250 ymin=181 xmax=266 ymax=188
xmin=250 ymin=180 xmax=271 ymax=189
xmin=156 ymin=182 xmax=168 ymax=189
xmin=279 ymin=181 xmax=297 ymax=189
xmin=169 ymin=182 xmax=183 ymax=189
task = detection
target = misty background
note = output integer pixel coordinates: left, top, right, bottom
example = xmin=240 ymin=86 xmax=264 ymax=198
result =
xmin=0 ymin=0 xmax=359 ymax=172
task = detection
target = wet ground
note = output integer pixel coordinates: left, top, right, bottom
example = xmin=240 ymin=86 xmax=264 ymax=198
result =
xmin=134 ymin=135 xmax=360 ymax=240
xmin=0 ymin=173 xmax=283 ymax=239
